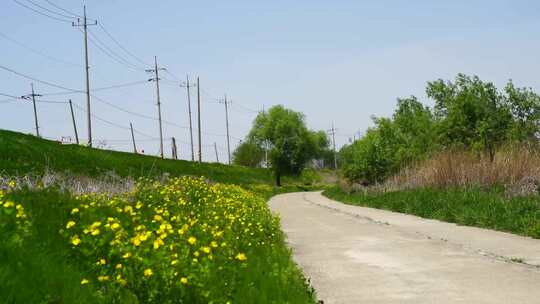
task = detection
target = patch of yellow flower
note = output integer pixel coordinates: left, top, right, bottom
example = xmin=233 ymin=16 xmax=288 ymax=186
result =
xmin=63 ymin=176 xmax=283 ymax=303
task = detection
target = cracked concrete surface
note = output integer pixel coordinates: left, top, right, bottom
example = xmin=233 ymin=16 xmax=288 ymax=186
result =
xmin=269 ymin=192 xmax=540 ymax=304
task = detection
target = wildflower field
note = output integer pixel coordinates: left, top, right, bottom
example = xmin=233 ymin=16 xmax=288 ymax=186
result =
xmin=0 ymin=177 xmax=316 ymax=303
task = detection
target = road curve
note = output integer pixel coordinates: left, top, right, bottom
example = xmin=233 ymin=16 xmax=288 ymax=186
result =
xmin=269 ymin=192 xmax=540 ymax=304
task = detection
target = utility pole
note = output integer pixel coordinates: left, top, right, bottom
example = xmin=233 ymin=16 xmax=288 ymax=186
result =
xmin=219 ymin=95 xmax=231 ymax=164
xmin=330 ymin=123 xmax=338 ymax=170
xmin=69 ymin=100 xmax=79 ymax=144
xmin=214 ymin=142 xmax=219 ymax=163
xmin=129 ymin=122 xmax=137 ymax=153
xmin=262 ymin=105 xmax=268 ymax=168
xmin=180 ymin=75 xmax=196 ymax=161
xmin=73 ymin=6 xmax=97 ymax=147
xmin=172 ymin=137 xmax=178 ymax=160
xmin=146 ymin=56 xmax=165 ymax=158
xmin=21 ymin=83 xmax=41 ymax=137
xmin=197 ymin=77 xmax=202 ymax=162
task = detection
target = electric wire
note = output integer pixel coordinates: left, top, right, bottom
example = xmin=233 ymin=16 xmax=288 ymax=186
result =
xmin=12 ymin=0 xmax=74 ymax=23
xmin=87 ymin=30 xmax=145 ymax=72
xmin=21 ymin=0 xmax=78 ymax=20
xmin=97 ymin=23 xmax=149 ymax=67
xmin=0 ymin=31 xmax=83 ymax=68
xmin=0 ymin=64 xmax=80 ymax=92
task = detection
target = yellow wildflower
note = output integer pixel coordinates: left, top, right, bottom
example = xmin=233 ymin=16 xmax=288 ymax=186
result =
xmin=97 ymin=275 xmax=110 ymax=282
xmin=235 ymin=253 xmax=247 ymax=261
xmin=71 ymin=235 xmax=81 ymax=246
xmin=153 ymin=238 xmax=164 ymax=250
xmin=202 ymin=246 xmax=211 ymax=254
xmin=122 ymin=252 xmax=132 ymax=259
xmin=110 ymin=223 xmax=120 ymax=230
xmin=180 ymin=277 xmax=188 ymax=284
xmin=143 ymin=268 xmax=153 ymax=277
xmin=188 ymin=237 xmax=197 ymax=245
xmin=115 ymin=263 xmax=123 ymax=269
xmin=80 ymin=279 xmax=89 ymax=285
xmin=66 ymin=221 xmax=76 ymax=229
xmin=71 ymin=208 xmax=79 ymax=215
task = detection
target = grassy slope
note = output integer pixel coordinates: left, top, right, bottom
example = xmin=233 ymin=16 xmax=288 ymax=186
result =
xmin=0 ymin=130 xmax=316 ymax=303
xmin=324 ymin=186 xmax=540 ymax=239
xmin=0 ymin=129 xmax=271 ymax=186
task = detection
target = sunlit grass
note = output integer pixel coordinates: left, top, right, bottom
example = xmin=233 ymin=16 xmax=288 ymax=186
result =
xmin=1 ymin=178 xmax=316 ymax=303
xmin=324 ymin=186 xmax=540 ymax=239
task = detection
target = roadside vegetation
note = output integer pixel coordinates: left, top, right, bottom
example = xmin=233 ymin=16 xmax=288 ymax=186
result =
xmin=0 ymin=129 xmax=319 ymax=303
xmin=233 ymin=105 xmax=335 ymax=185
xmin=328 ymin=74 xmax=540 ymax=237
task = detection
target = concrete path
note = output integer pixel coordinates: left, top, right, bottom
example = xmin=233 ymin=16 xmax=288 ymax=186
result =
xmin=269 ymin=192 xmax=540 ymax=304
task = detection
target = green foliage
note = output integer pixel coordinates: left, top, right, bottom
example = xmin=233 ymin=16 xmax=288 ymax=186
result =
xmin=324 ymin=186 xmax=540 ymax=239
xmin=248 ymin=105 xmax=319 ymax=186
xmin=340 ymin=97 xmax=437 ymax=184
xmin=505 ymin=81 xmax=540 ymax=142
xmin=340 ymin=74 xmax=540 ymax=185
xmin=427 ymin=74 xmax=513 ymax=160
xmin=232 ymin=140 xmax=265 ymax=168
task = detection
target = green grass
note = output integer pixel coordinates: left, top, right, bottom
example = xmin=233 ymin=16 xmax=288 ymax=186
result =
xmin=1 ymin=181 xmax=316 ymax=303
xmin=0 ymin=129 xmax=272 ymax=186
xmin=324 ymin=186 xmax=540 ymax=239
xmin=0 ymin=130 xmax=319 ymax=303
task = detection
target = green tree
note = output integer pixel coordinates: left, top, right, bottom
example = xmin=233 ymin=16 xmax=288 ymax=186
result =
xmin=339 ymin=97 xmax=437 ymax=184
xmin=248 ymin=105 xmax=317 ymax=186
xmin=232 ymin=140 xmax=265 ymax=168
xmin=427 ymin=74 xmax=513 ymax=161
xmin=505 ymin=81 xmax=540 ymax=142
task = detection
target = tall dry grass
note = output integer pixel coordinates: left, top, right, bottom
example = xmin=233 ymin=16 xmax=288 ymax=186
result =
xmin=382 ymin=145 xmax=540 ymax=196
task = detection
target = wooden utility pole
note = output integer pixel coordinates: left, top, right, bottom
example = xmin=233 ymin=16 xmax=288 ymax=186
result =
xmin=221 ymin=95 xmax=231 ymax=164
xmin=69 ymin=99 xmax=79 ymax=144
xmin=331 ymin=123 xmax=337 ymax=170
xmin=73 ymin=6 xmax=97 ymax=147
xmin=21 ymin=83 xmax=41 ymax=137
xmin=262 ymin=106 xmax=268 ymax=167
xmin=180 ymin=75 xmax=195 ymax=161
xmin=197 ymin=77 xmax=202 ymax=162
xmin=146 ymin=56 xmax=165 ymax=158
xmin=130 ymin=122 xmax=137 ymax=153
xmin=214 ymin=142 xmax=219 ymax=163
xmin=30 ymin=84 xmax=40 ymax=137
xmin=172 ymin=137 xmax=178 ymax=159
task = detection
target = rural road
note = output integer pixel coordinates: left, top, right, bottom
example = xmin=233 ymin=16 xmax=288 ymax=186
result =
xmin=269 ymin=192 xmax=540 ymax=304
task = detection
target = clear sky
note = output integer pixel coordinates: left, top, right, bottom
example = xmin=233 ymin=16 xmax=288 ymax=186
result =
xmin=2 ymin=0 xmax=540 ymax=162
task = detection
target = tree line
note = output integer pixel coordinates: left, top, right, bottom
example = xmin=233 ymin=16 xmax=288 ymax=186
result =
xmin=340 ymin=74 xmax=540 ymax=185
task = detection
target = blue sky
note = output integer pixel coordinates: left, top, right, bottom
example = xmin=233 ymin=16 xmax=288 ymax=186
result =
xmin=2 ymin=0 xmax=540 ymax=161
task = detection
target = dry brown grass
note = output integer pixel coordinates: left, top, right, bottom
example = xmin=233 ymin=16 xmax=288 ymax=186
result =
xmin=0 ymin=169 xmax=136 ymax=194
xmin=380 ymin=145 xmax=540 ymax=196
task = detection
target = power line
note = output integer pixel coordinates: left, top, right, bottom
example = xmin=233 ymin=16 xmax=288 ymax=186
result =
xmin=0 ymin=64 xmax=80 ymax=92
xmin=0 ymin=31 xmax=83 ymax=68
xmin=21 ymin=0 xmax=78 ymax=20
xmin=40 ymin=80 xmax=148 ymax=96
xmin=87 ymin=30 xmax=145 ymax=72
xmin=42 ymin=0 xmax=82 ymax=18
xmin=72 ymin=102 xmax=154 ymax=138
xmin=97 ymin=23 xmax=149 ymax=67
xmin=12 ymin=0 xmax=74 ymax=23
